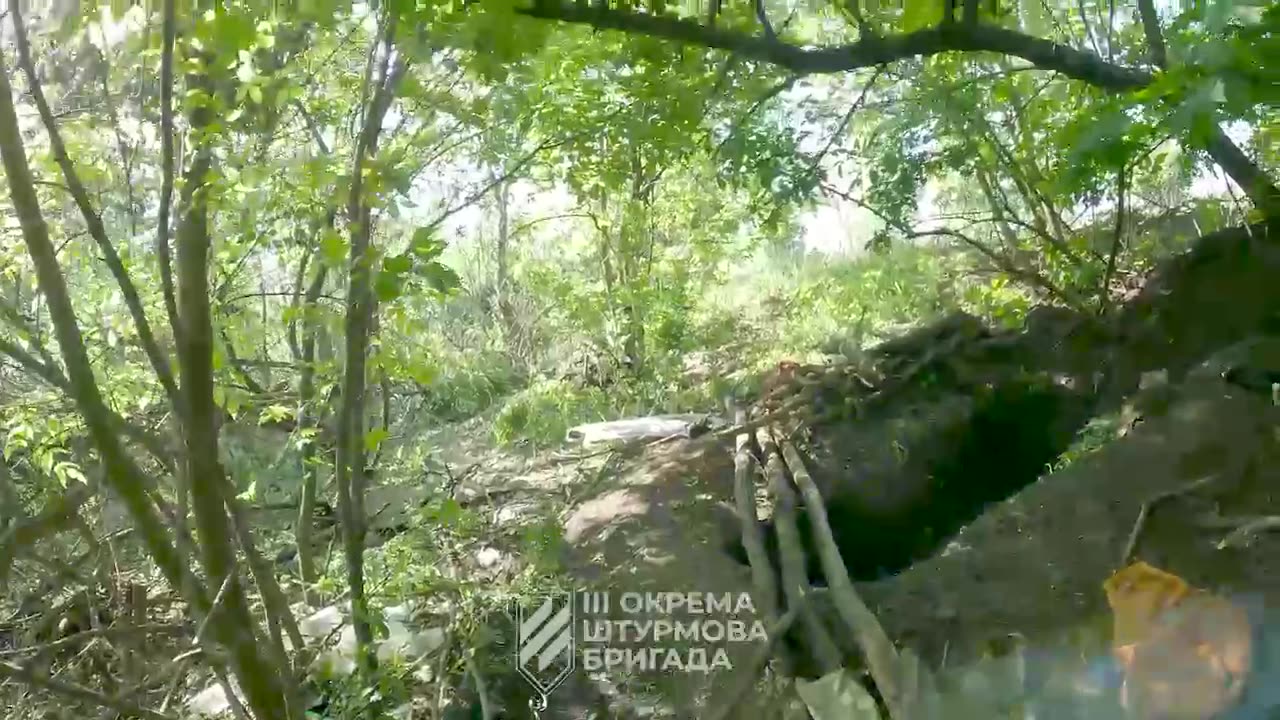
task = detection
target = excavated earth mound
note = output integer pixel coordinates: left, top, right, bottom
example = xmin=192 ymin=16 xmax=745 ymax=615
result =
xmin=550 ymin=219 xmax=1280 ymax=718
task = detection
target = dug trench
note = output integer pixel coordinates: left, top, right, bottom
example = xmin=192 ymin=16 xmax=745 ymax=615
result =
xmin=721 ymin=313 xmax=1104 ymax=683
xmin=714 ymin=218 xmax=1280 ymax=712
xmin=544 ymin=217 xmax=1280 ymax=717
xmin=276 ymin=219 xmax=1280 ymax=718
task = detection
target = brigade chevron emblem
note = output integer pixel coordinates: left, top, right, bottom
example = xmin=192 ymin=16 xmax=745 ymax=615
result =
xmin=514 ymin=592 xmax=575 ymax=714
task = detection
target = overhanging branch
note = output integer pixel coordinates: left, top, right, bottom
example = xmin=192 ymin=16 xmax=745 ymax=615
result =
xmin=521 ymin=0 xmax=1280 ymax=216
xmin=518 ymin=1 xmax=1152 ymax=90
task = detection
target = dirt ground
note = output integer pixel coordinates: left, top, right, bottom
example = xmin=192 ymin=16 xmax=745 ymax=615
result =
xmin=545 ymin=342 xmax=1280 ymax=717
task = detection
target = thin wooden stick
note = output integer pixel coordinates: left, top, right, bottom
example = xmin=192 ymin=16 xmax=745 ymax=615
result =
xmin=761 ymin=424 xmax=842 ymax=675
xmin=733 ymin=408 xmax=780 ymax=626
xmin=779 ymin=439 xmax=913 ymax=719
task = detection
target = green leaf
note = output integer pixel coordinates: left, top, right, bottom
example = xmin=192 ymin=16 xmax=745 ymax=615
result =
xmin=383 ymin=253 xmax=414 ymax=275
xmin=248 ymin=84 xmax=264 ymax=104
xmin=1018 ymin=0 xmax=1048 ymax=34
xmin=320 ymin=229 xmax=347 ymax=266
xmin=409 ymin=227 xmax=445 ymax=259
xmin=54 ymin=461 xmax=87 ymax=486
xmin=374 ymin=269 xmax=405 ymax=302
xmin=902 ymin=0 xmax=942 ymax=32
xmin=224 ymin=389 xmax=244 ymax=417
xmin=425 ymin=498 xmax=465 ymax=527
xmin=259 ymin=404 xmax=295 ymax=425
xmin=365 ymin=427 xmax=390 ymax=453
xmin=408 ymin=360 xmax=437 ymax=386
xmin=5 ymin=424 xmax=30 ymax=451
xmin=417 ymin=262 xmax=462 ymax=295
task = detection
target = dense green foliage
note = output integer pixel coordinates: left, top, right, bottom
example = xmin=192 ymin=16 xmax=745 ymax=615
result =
xmin=0 ymin=0 xmax=1275 ymax=716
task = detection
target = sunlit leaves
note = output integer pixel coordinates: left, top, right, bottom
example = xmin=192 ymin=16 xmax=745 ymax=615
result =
xmin=259 ymin=404 xmax=295 ymax=426
xmin=214 ymin=385 xmax=250 ymax=418
xmin=364 ymin=427 xmax=390 ymax=453
xmin=3 ymin=423 xmax=32 ymax=460
xmin=321 ymin=229 xmax=349 ymax=267
xmin=375 ymin=229 xmax=462 ymax=303
xmin=3 ymin=412 xmax=88 ymax=488
xmin=1017 ymin=0 xmax=1049 ymax=34
xmin=903 ymin=0 xmax=945 ymax=31
xmin=53 ymin=461 xmax=88 ymax=486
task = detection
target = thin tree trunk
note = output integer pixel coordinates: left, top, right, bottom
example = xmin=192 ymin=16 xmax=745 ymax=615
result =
xmin=296 ymin=247 xmax=330 ymax=607
xmin=0 ymin=17 xmax=206 ymax=665
xmin=172 ymin=48 xmax=295 ymax=720
xmin=155 ymin=0 xmax=182 ymax=348
xmin=493 ymin=173 xmax=516 ymax=339
xmin=334 ymin=21 xmax=407 ymax=672
xmin=7 ymin=1 xmax=184 ymax=419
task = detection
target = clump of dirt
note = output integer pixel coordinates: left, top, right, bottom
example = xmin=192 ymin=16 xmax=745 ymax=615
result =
xmin=848 ymin=362 xmax=1279 ymax=663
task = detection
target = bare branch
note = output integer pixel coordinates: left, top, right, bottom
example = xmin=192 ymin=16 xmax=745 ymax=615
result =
xmin=0 ymin=483 xmax=93 ymax=588
xmin=819 ymin=182 xmax=1089 ymax=309
xmin=293 ymin=99 xmax=332 ymax=156
xmin=1100 ymin=162 xmax=1127 ymax=315
xmin=423 ymin=133 xmax=579 ymax=233
xmin=156 ymin=0 xmax=182 ymax=349
xmin=806 ymin=67 xmax=882 ymax=175
xmin=754 ymin=0 xmax=777 ymax=41
xmin=712 ymin=75 xmax=796 ymax=155
xmin=94 ymin=29 xmax=139 ymax=238
xmin=1075 ymin=0 xmax=1102 ymax=56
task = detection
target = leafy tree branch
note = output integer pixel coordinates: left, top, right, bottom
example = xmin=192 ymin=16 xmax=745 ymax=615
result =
xmin=518 ymin=0 xmax=1280 ymax=215
xmin=7 ymin=0 xmax=183 ymax=418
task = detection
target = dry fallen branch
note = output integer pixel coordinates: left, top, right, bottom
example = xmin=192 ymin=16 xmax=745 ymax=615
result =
xmin=0 ymin=623 xmax=191 ymax=659
xmin=1217 ymin=516 xmax=1280 ymax=550
xmin=158 ymin=648 xmax=203 ymax=713
xmin=1121 ymin=474 xmax=1221 ymax=565
xmin=778 ymin=439 xmax=912 ymax=718
xmin=733 ymin=408 xmax=780 ymax=628
xmin=761 ymin=425 xmax=842 ymax=676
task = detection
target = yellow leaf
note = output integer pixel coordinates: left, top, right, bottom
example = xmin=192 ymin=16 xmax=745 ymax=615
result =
xmin=1103 ymin=561 xmax=1252 ymax=719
